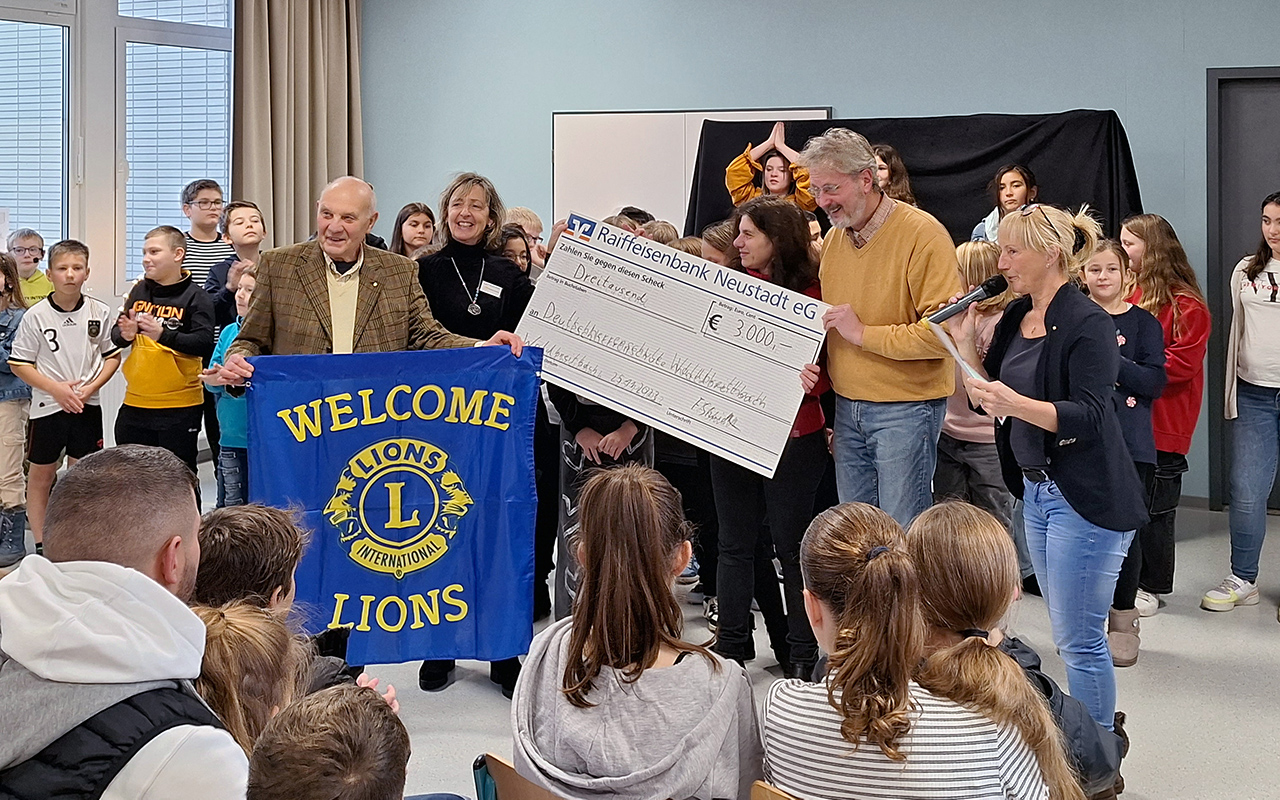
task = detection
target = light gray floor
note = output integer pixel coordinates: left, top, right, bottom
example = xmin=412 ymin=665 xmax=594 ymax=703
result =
xmin=184 ymin=472 xmax=1267 ymax=797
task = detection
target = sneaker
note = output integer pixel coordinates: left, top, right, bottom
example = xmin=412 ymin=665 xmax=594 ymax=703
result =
xmin=1201 ymin=575 xmax=1260 ymax=611
xmin=1134 ymin=589 xmax=1160 ymax=617
xmin=703 ymin=597 xmax=718 ymax=631
xmin=686 ymin=582 xmax=707 ymax=604
xmin=678 ymin=557 xmax=699 ymax=585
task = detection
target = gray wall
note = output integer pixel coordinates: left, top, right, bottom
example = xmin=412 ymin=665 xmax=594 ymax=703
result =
xmin=361 ymin=0 xmax=1280 ymax=499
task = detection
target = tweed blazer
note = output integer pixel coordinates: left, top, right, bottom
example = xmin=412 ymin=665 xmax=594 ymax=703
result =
xmin=227 ymin=240 xmax=477 ymax=358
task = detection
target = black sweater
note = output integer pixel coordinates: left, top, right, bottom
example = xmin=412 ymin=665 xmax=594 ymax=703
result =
xmin=984 ymin=285 xmax=1148 ymax=532
xmin=1109 ymin=305 xmax=1166 ymax=465
xmin=416 ymin=240 xmax=534 ymax=340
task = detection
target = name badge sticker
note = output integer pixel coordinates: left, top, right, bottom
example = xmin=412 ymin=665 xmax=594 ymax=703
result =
xmin=480 ymin=281 xmax=503 ymax=298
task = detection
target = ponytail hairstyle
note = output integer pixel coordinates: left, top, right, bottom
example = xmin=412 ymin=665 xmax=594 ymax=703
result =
xmin=1246 ymin=191 xmax=1280 ymax=280
xmin=872 ymin=144 xmax=917 ymax=206
xmin=561 ymin=464 xmax=714 ymax=708
xmin=997 ymin=203 xmax=1101 ymax=281
xmin=193 ymin=602 xmax=310 ymax=754
xmin=955 ymin=240 xmax=1010 ymax=313
xmin=1121 ymin=214 xmax=1206 ymax=329
xmin=800 ymin=502 xmax=923 ymax=760
xmin=906 ymin=503 xmax=1086 ymax=800
xmin=730 ymin=196 xmax=818 ymax=293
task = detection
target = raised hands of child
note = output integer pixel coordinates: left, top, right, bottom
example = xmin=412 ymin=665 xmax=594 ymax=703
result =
xmin=771 ymin=120 xmax=786 ymax=146
xmin=116 ymin=310 xmax=139 ymax=341
xmin=50 ymin=380 xmax=85 ymax=414
xmin=356 ymin=673 xmax=400 ymax=714
xmin=135 ymin=312 xmax=163 ymax=340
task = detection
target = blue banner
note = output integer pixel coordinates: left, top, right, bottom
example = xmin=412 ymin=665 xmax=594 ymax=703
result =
xmin=246 ymin=347 xmax=542 ymax=664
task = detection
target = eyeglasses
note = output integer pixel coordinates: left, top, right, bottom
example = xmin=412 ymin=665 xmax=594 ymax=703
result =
xmin=810 ymin=182 xmax=844 ymax=199
xmin=189 ymin=199 xmax=224 ymax=210
xmin=9 ymin=246 xmax=43 ymax=256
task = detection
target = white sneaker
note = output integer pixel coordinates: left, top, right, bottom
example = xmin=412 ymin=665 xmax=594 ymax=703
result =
xmin=1134 ymin=589 xmax=1160 ymax=617
xmin=1200 ymin=575 xmax=1260 ymax=611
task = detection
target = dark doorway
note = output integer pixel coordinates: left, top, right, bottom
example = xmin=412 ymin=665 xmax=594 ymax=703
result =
xmin=1207 ymin=68 xmax=1280 ymax=509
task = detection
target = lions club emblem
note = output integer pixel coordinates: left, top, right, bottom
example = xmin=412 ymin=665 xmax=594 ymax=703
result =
xmin=323 ymin=438 xmax=473 ymax=578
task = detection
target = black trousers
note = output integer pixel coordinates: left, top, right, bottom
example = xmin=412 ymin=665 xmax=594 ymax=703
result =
xmin=1113 ymin=461 xmax=1156 ymax=609
xmin=1138 ymin=451 xmax=1187 ymax=595
xmin=711 ymin=431 xmax=825 ymax=666
xmin=532 ymin=396 xmax=559 ymax=615
xmin=656 ymin=449 xmax=719 ymax=595
xmin=115 ymin=404 xmax=202 ymax=476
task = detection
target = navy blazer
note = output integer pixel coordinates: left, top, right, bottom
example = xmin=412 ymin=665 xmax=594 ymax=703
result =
xmin=983 ymin=283 xmax=1148 ymax=532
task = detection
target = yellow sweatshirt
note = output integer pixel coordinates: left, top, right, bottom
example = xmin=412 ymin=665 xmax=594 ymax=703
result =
xmin=819 ymin=203 xmax=963 ymax=402
xmin=724 ymin=144 xmax=817 ymax=211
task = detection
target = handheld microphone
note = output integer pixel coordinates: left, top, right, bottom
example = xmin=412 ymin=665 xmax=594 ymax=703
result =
xmin=926 ymin=275 xmax=1009 ymax=325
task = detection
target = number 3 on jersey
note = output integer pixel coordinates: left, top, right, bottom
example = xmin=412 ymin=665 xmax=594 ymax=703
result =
xmin=42 ymin=328 xmax=59 ymax=353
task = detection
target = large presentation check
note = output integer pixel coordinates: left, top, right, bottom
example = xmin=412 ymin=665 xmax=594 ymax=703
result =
xmin=517 ymin=213 xmax=829 ymax=478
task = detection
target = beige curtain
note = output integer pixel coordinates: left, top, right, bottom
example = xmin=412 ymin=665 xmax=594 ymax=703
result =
xmin=232 ymin=0 xmax=364 ymax=248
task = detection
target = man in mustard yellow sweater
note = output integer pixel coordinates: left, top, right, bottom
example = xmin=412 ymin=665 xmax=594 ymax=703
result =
xmin=797 ymin=128 xmax=962 ymax=525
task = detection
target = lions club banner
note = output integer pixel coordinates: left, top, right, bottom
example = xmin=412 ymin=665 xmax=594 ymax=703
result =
xmin=246 ymin=347 xmax=542 ymax=664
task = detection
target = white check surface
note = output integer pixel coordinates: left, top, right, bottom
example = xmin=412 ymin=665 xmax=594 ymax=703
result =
xmin=517 ymin=213 xmax=828 ymax=477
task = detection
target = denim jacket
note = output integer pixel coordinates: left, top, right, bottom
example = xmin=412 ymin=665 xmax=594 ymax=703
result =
xmin=0 ymin=307 xmax=31 ymax=402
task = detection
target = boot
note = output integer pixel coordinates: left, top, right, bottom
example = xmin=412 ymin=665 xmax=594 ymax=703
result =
xmin=0 ymin=507 xmax=26 ymax=568
xmin=1107 ymin=607 xmax=1140 ymax=667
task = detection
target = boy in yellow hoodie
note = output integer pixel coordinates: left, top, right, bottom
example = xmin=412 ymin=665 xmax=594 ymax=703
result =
xmin=111 ymin=226 xmax=215 ymax=474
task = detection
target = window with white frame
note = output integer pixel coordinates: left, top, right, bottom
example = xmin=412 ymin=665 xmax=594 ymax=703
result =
xmin=123 ymin=41 xmax=231 ymax=280
xmin=0 ymin=19 xmax=67 ymax=243
xmin=114 ymin=2 xmax=232 ymax=285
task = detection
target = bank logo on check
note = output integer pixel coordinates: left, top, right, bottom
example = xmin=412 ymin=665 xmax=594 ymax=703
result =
xmin=566 ymin=214 xmax=596 ymax=241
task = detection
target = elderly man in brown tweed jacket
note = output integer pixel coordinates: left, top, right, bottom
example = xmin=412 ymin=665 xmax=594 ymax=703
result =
xmin=217 ymin=176 xmax=521 ymax=386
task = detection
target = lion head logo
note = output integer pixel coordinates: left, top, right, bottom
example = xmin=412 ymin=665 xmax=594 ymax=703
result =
xmin=324 ymin=438 xmax=472 ymax=578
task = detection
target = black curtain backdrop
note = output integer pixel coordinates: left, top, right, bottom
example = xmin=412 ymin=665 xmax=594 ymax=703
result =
xmin=685 ymin=110 xmax=1143 ymax=243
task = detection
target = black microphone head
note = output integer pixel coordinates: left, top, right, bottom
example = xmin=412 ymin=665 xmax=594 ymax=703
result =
xmin=980 ymin=275 xmax=1008 ymax=296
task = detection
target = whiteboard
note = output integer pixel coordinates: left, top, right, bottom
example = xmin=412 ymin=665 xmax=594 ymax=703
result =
xmin=552 ymin=107 xmax=831 ymax=231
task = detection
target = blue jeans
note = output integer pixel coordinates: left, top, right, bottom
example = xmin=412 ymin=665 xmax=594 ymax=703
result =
xmin=1229 ymin=380 xmax=1280 ymax=583
xmin=1023 ymin=478 xmax=1134 ymax=730
xmin=832 ymin=396 xmax=945 ymax=526
xmin=216 ymin=446 xmax=248 ymax=507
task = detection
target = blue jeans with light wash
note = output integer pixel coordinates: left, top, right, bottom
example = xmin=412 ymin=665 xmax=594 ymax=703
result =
xmin=1023 ymin=478 xmax=1134 ymax=731
xmin=832 ymin=396 xmax=945 ymax=527
xmin=1229 ymin=380 xmax=1280 ymax=583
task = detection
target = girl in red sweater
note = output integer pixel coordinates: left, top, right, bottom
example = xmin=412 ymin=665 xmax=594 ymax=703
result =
xmin=1120 ymin=214 xmax=1211 ymax=615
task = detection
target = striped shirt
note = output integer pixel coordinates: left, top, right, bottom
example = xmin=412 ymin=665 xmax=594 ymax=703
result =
xmin=183 ymin=232 xmax=235 ymax=291
xmin=762 ymin=679 xmax=1048 ymax=800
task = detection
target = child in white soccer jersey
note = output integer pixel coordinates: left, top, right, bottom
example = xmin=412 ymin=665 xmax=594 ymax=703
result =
xmin=9 ymin=240 xmax=122 ymax=551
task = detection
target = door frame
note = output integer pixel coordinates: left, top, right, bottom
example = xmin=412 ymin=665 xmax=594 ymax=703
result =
xmin=1206 ymin=67 xmax=1280 ymax=509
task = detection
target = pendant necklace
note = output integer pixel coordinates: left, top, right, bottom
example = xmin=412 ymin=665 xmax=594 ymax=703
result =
xmin=450 ymin=256 xmax=485 ymax=316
